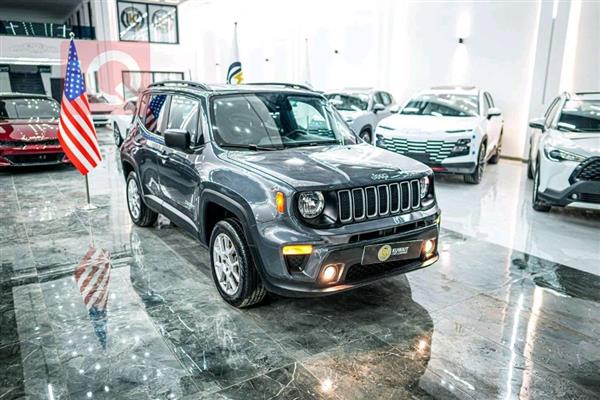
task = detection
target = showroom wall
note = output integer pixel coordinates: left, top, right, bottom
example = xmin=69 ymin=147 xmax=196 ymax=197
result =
xmin=178 ymin=0 xmax=596 ymax=160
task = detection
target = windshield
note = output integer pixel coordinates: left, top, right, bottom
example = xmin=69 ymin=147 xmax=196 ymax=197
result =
xmin=401 ymin=94 xmax=479 ymax=117
xmin=0 ymin=97 xmax=60 ymax=120
xmin=558 ymin=99 xmax=600 ymax=133
xmin=211 ymin=93 xmax=358 ymax=149
xmin=325 ymin=93 xmax=369 ymax=111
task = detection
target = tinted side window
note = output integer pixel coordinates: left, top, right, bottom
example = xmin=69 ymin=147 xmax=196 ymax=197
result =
xmin=380 ymin=92 xmax=392 ymax=106
xmin=167 ymin=95 xmax=199 ymax=143
xmin=545 ymin=97 xmax=562 ymax=127
xmin=142 ymin=93 xmax=169 ymax=135
xmin=374 ymin=92 xmax=385 ymax=106
xmin=485 ymin=92 xmax=494 ymax=107
xmin=482 ymin=93 xmax=490 ymax=114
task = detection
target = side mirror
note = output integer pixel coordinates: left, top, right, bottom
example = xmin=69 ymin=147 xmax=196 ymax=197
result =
xmin=528 ymin=118 xmax=545 ymax=131
xmin=373 ymin=103 xmax=385 ymax=113
xmin=487 ymin=107 xmax=501 ymax=119
xmin=390 ymin=105 xmax=400 ymax=114
xmin=164 ymin=128 xmax=190 ymax=151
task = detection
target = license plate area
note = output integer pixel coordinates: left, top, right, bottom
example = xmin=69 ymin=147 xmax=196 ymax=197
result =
xmin=361 ymin=240 xmax=423 ymax=265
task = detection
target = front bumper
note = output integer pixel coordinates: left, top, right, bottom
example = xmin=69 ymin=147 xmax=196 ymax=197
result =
xmin=539 ymin=180 xmax=600 ymax=207
xmin=250 ymin=207 xmax=440 ymax=297
xmin=0 ymin=145 xmax=70 ymax=168
xmin=92 ymin=114 xmax=111 ymax=126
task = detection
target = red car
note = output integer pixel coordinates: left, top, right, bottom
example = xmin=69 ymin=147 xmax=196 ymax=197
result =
xmin=0 ymin=93 xmax=70 ymax=168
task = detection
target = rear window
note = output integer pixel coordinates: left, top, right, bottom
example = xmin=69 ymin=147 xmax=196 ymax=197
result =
xmin=0 ymin=97 xmax=60 ymax=120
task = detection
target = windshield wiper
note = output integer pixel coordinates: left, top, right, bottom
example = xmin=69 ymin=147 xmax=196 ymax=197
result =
xmin=219 ymin=143 xmax=282 ymax=151
xmin=283 ymin=140 xmax=340 ymax=148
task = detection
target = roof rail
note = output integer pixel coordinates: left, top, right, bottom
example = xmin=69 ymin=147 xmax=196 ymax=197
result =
xmin=148 ymin=80 xmax=212 ymax=91
xmin=574 ymin=91 xmax=600 ymax=96
xmin=245 ymin=82 xmax=314 ymax=91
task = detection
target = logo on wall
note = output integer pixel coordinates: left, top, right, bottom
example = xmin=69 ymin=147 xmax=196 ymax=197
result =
xmin=151 ymin=9 xmax=174 ymax=33
xmin=121 ymin=6 xmax=145 ymax=31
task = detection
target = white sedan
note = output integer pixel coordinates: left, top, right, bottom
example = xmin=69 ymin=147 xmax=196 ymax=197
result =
xmin=528 ymin=92 xmax=600 ymax=211
xmin=111 ymin=97 xmax=137 ymax=147
xmin=374 ymin=86 xmax=503 ymax=184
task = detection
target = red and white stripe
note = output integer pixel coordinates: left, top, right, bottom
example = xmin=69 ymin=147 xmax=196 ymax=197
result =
xmin=74 ymin=247 xmax=111 ymax=311
xmin=58 ymin=93 xmax=102 ymax=175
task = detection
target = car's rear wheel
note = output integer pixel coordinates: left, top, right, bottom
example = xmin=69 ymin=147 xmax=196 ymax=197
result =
xmin=360 ymin=128 xmax=372 ymax=144
xmin=464 ymin=142 xmax=486 ymax=184
xmin=532 ymin=161 xmax=551 ymax=212
xmin=126 ymin=171 xmax=158 ymax=226
xmin=113 ymin=124 xmax=122 ymax=147
xmin=488 ymin=131 xmax=502 ymax=164
xmin=210 ymin=218 xmax=266 ymax=308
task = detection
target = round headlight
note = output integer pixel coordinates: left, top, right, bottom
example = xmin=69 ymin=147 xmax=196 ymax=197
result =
xmin=298 ymin=191 xmax=325 ymax=219
xmin=419 ymin=176 xmax=430 ymax=199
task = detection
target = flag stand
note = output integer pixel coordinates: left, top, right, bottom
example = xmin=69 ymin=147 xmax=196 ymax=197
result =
xmin=80 ymin=174 xmax=98 ymax=211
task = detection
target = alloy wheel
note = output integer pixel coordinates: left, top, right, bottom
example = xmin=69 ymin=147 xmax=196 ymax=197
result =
xmin=114 ymin=125 xmax=121 ymax=146
xmin=213 ymin=233 xmax=241 ymax=295
xmin=127 ymin=178 xmax=141 ymax=220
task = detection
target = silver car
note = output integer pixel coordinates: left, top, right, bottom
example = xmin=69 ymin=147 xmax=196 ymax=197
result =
xmin=326 ymin=88 xmax=396 ymax=144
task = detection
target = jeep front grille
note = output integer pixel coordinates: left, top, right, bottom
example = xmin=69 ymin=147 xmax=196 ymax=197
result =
xmin=337 ymin=180 xmax=420 ymax=223
xmin=381 ymin=138 xmax=457 ymax=163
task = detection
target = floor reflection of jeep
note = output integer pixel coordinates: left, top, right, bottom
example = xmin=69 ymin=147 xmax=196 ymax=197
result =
xmin=120 ymin=81 xmax=441 ymax=307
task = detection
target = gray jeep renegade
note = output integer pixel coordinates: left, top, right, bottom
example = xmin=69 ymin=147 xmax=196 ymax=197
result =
xmin=120 ymin=81 xmax=440 ymax=307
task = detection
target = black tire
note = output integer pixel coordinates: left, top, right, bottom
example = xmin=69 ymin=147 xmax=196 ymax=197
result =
xmin=360 ymin=128 xmax=372 ymax=144
xmin=464 ymin=142 xmax=486 ymax=184
xmin=209 ymin=218 xmax=266 ymax=308
xmin=113 ymin=124 xmax=122 ymax=147
xmin=488 ymin=132 xmax=502 ymax=164
xmin=532 ymin=161 xmax=551 ymax=212
xmin=126 ymin=171 xmax=158 ymax=226
xmin=527 ymin=148 xmax=534 ymax=179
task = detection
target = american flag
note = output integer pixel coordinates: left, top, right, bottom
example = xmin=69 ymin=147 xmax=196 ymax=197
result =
xmin=75 ymin=247 xmax=111 ymax=350
xmin=145 ymin=94 xmax=167 ymax=132
xmin=57 ymin=38 xmax=102 ymax=175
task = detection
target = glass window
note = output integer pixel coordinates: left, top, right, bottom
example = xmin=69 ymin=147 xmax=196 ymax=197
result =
xmin=167 ymin=95 xmax=200 ymax=143
xmin=374 ymin=92 xmax=385 ymax=106
xmin=485 ymin=92 xmax=495 ymax=107
xmin=211 ymin=93 xmax=358 ymax=149
xmin=380 ymin=92 xmax=393 ymax=106
xmin=142 ymin=93 xmax=168 ymax=135
xmin=545 ymin=97 xmax=562 ymax=127
xmin=118 ymin=1 xmax=149 ymax=42
xmin=118 ymin=1 xmax=178 ymax=43
xmin=401 ymin=94 xmax=479 ymax=117
xmin=325 ymin=93 xmax=368 ymax=111
xmin=557 ymin=99 xmax=600 ymax=133
xmin=0 ymin=97 xmax=60 ymax=120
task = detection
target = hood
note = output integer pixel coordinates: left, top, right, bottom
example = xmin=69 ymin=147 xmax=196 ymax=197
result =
xmin=90 ymin=103 xmax=117 ymax=114
xmin=338 ymin=109 xmax=368 ymax=121
xmin=0 ymin=120 xmax=59 ymax=142
xmin=547 ymin=130 xmax=600 ymax=157
xmin=377 ymin=114 xmax=479 ymax=140
xmin=222 ymin=143 xmax=430 ymax=189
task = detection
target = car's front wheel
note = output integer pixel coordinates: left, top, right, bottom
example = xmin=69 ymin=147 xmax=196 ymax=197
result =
xmin=360 ymin=128 xmax=372 ymax=144
xmin=126 ymin=171 xmax=158 ymax=226
xmin=210 ymin=218 xmax=266 ymax=308
xmin=113 ymin=123 xmax=122 ymax=147
xmin=464 ymin=142 xmax=486 ymax=184
xmin=532 ymin=161 xmax=551 ymax=212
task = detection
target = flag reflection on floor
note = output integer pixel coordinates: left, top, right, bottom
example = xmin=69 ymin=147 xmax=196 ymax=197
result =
xmin=74 ymin=247 xmax=112 ymax=351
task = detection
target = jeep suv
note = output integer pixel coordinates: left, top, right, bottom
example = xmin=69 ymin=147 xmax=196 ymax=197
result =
xmin=120 ymin=81 xmax=440 ymax=307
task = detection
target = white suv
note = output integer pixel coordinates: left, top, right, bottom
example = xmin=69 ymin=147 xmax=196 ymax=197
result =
xmin=374 ymin=86 xmax=503 ymax=184
xmin=325 ymin=88 xmax=396 ymax=144
xmin=528 ymin=92 xmax=600 ymax=211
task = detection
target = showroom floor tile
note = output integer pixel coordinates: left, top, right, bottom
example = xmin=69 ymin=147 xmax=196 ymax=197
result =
xmin=1 ymin=129 xmax=599 ymax=399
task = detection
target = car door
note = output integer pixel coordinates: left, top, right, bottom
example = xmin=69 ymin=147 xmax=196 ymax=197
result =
xmin=130 ymin=92 xmax=169 ymax=205
xmin=484 ymin=92 xmax=502 ymax=151
xmin=157 ymin=94 xmax=204 ymax=234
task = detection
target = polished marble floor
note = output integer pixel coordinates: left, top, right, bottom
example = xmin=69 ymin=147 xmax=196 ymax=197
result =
xmin=1 ymin=129 xmax=599 ymax=399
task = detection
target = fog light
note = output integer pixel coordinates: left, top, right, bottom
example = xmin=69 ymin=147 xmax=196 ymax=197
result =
xmin=571 ymin=193 xmax=579 ymax=200
xmin=321 ymin=264 xmax=341 ymax=283
xmin=282 ymin=244 xmax=313 ymax=255
xmin=423 ymin=239 xmax=436 ymax=257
